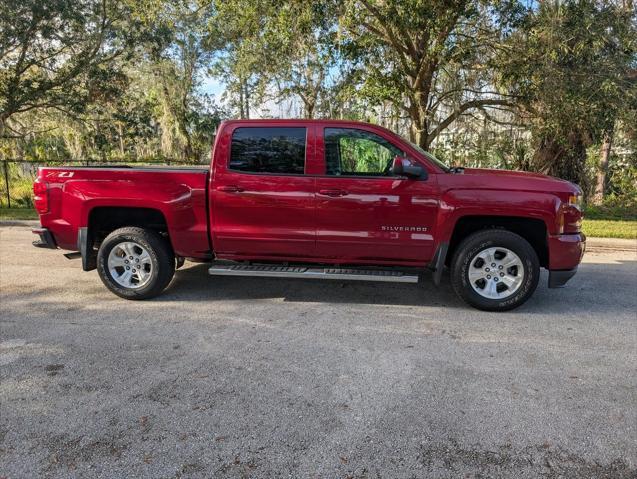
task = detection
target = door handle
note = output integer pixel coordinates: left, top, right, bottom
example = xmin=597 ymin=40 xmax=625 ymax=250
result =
xmin=318 ymin=189 xmax=348 ymax=197
xmin=217 ymin=185 xmax=244 ymax=193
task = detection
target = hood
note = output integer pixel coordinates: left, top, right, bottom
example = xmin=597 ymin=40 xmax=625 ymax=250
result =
xmin=455 ymin=167 xmax=580 ymax=194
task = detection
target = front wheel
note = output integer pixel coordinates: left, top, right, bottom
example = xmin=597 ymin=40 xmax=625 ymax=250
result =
xmin=451 ymin=229 xmax=540 ymax=311
xmin=97 ymin=227 xmax=175 ymax=300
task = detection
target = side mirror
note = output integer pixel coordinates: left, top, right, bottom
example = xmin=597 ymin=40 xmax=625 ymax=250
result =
xmin=391 ymin=156 xmax=404 ymax=175
xmin=392 ymin=156 xmax=427 ymax=179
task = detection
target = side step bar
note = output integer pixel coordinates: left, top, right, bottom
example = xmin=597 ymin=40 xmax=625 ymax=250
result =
xmin=208 ymin=264 xmax=419 ymax=283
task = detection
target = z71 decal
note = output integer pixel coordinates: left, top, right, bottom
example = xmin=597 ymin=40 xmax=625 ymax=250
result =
xmin=46 ymin=171 xmax=75 ymax=178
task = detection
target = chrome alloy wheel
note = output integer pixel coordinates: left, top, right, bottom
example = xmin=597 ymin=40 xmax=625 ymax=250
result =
xmin=468 ymin=246 xmax=524 ymax=300
xmin=107 ymin=241 xmax=153 ymax=289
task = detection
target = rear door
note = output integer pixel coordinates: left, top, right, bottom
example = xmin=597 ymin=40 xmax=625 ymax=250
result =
xmin=210 ymin=123 xmax=317 ymax=259
xmin=315 ymin=126 xmax=438 ymax=264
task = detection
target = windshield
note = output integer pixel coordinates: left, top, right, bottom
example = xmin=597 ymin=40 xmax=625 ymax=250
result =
xmin=406 ymin=139 xmax=450 ymax=172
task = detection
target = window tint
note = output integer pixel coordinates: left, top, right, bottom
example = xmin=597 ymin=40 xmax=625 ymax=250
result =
xmin=325 ymin=128 xmax=402 ymax=176
xmin=230 ymin=127 xmax=306 ymax=174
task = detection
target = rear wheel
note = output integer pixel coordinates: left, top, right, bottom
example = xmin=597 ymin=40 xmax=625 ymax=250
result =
xmin=97 ymin=227 xmax=175 ymax=300
xmin=451 ymin=229 xmax=540 ymax=311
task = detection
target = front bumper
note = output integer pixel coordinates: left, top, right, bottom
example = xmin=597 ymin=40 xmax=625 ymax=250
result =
xmin=548 ymin=233 xmax=586 ymax=270
xmin=32 ymin=227 xmax=57 ymax=249
xmin=547 ymin=232 xmax=585 ymax=288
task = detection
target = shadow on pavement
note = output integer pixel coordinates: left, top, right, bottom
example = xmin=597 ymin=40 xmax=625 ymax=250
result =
xmin=152 ymin=259 xmax=637 ymax=316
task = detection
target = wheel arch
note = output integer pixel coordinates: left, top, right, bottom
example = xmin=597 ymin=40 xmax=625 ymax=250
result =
xmin=79 ymin=206 xmax=172 ymax=272
xmin=445 ymin=215 xmax=548 ymax=268
xmin=88 ymin=206 xmax=170 ymax=244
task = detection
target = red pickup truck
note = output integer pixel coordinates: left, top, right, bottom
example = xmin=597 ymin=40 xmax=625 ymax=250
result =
xmin=32 ymin=119 xmax=585 ymax=310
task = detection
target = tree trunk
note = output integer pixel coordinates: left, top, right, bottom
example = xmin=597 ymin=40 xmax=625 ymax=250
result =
xmin=533 ymin=132 xmax=587 ymax=186
xmin=304 ymin=100 xmax=315 ymax=119
xmin=408 ymin=91 xmax=431 ymax=150
xmin=179 ymin=123 xmax=193 ymax=162
xmin=244 ymin=81 xmax=250 ymax=119
xmin=593 ymin=129 xmax=613 ymax=205
xmin=0 ymin=112 xmax=8 ymax=138
xmin=239 ymin=84 xmax=245 ymax=119
xmin=117 ymin=123 xmax=125 ymax=156
xmin=409 ymin=109 xmax=428 ymax=149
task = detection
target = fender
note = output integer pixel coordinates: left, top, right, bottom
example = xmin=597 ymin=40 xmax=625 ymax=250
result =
xmin=435 ymin=189 xmax=558 ymax=238
xmin=428 ymin=187 xmax=560 ymax=268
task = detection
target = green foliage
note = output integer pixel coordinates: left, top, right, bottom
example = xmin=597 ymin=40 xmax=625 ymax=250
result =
xmin=1 ymin=0 xmax=635 ymax=208
xmin=0 ymin=162 xmax=37 ymax=207
xmin=586 ymin=201 xmax=637 ymax=221
xmin=339 ymin=137 xmax=393 ymax=173
xmin=209 ymin=0 xmax=339 ymax=118
xmin=585 ymin=155 xmax=637 ymax=221
xmin=0 ymin=0 xmax=142 ymax=135
xmin=1 ymin=0 xmax=226 ymax=163
xmin=338 ymin=0 xmax=523 ymax=148
xmin=497 ymin=0 xmax=637 ymax=185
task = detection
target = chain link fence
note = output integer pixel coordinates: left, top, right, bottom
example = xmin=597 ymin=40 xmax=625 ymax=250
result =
xmin=0 ymin=159 xmax=203 ymax=208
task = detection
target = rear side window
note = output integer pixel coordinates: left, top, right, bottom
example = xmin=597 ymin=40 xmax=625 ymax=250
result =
xmin=229 ymin=127 xmax=306 ymax=174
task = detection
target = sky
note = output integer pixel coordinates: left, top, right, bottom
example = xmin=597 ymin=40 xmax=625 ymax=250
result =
xmin=199 ymin=75 xmax=225 ymax=99
xmin=198 ymin=74 xmax=303 ymax=119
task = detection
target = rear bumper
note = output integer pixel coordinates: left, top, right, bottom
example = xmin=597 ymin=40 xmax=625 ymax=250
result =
xmin=32 ymin=227 xmax=57 ymax=249
xmin=548 ymin=268 xmax=577 ymax=288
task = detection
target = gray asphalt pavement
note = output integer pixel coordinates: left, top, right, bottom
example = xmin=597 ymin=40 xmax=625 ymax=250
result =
xmin=1 ymin=224 xmax=636 ymax=478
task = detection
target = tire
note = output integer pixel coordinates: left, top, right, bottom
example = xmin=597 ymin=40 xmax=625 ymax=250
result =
xmin=97 ymin=227 xmax=175 ymax=300
xmin=450 ymin=229 xmax=540 ymax=311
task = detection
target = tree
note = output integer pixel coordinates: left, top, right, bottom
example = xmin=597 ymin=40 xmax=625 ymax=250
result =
xmin=0 ymin=0 xmax=139 ymax=139
xmin=133 ymin=0 xmax=219 ymax=161
xmin=209 ymin=1 xmax=340 ymax=119
xmin=263 ymin=2 xmax=340 ymax=119
xmin=207 ymin=0 xmax=269 ymax=119
xmin=337 ymin=0 xmax=521 ymax=149
xmin=498 ymin=0 xmax=637 ymax=187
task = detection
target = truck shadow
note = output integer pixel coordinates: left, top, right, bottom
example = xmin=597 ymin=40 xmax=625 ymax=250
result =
xmin=160 ymin=259 xmax=637 ymax=315
xmin=165 ymin=264 xmax=463 ymax=308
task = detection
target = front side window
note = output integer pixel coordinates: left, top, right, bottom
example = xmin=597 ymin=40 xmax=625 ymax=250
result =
xmin=230 ymin=127 xmax=306 ymax=174
xmin=324 ymin=128 xmax=403 ymax=176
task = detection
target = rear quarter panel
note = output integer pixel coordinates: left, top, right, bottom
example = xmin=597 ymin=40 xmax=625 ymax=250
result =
xmin=38 ymin=167 xmax=209 ymax=257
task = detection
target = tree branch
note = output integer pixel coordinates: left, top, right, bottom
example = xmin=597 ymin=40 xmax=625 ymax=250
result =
xmin=427 ymin=98 xmax=515 ymax=143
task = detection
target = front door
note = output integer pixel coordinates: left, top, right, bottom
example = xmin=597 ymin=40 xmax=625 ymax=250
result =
xmin=315 ymin=127 xmax=438 ymax=264
xmin=211 ymin=124 xmax=316 ymax=259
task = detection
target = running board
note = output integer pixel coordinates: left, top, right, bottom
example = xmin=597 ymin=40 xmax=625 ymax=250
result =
xmin=208 ymin=264 xmax=419 ymax=283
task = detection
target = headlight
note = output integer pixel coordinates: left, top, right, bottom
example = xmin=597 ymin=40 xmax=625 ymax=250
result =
xmin=561 ymin=193 xmax=583 ymax=234
xmin=568 ymin=194 xmax=583 ymax=211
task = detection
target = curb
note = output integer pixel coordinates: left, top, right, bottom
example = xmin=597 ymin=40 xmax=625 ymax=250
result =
xmin=586 ymin=237 xmax=637 ymax=254
xmin=0 ymin=219 xmax=39 ymax=227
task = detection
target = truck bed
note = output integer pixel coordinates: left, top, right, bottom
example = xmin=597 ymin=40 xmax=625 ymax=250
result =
xmin=37 ymin=166 xmax=210 ymax=258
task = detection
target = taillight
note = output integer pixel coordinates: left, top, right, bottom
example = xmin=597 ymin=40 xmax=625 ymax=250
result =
xmin=33 ymin=178 xmax=49 ymax=214
xmin=559 ymin=193 xmax=583 ymax=234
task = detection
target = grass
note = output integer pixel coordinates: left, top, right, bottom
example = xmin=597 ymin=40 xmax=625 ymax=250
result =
xmin=1 ymin=207 xmax=636 ymax=240
xmin=582 ymin=218 xmax=636 ymax=240
xmin=585 ymin=203 xmax=637 ymax=221
xmin=0 ymin=208 xmax=39 ymax=220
